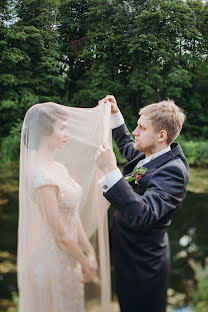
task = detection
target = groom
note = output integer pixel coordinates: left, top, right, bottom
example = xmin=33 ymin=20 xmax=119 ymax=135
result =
xmin=96 ymin=95 xmax=190 ymax=312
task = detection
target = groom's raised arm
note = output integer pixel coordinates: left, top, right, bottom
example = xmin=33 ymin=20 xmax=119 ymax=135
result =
xmin=96 ymin=95 xmax=139 ymax=193
xmin=97 ymin=110 xmax=139 ymax=194
xmin=102 ymin=94 xmax=139 ymax=162
xmin=111 ymin=111 xmax=139 ymax=162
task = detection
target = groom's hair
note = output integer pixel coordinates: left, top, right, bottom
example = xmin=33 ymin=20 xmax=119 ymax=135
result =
xmin=139 ymin=100 xmax=186 ymax=144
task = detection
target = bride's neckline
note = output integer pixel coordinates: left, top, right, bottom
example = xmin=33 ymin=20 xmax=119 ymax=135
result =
xmin=36 ymin=161 xmax=59 ymax=168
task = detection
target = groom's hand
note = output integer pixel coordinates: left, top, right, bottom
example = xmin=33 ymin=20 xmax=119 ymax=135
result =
xmin=95 ymin=144 xmax=117 ymax=175
xmin=99 ymin=95 xmax=120 ymax=114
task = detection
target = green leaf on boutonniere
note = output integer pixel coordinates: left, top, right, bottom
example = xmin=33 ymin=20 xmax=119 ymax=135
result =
xmin=137 ymin=166 xmax=148 ymax=175
xmin=126 ymin=176 xmax=135 ymax=183
xmin=132 ymin=167 xmax=138 ymax=174
xmin=126 ymin=166 xmax=148 ymax=185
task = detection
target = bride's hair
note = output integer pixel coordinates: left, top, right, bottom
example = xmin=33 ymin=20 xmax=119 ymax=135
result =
xmin=23 ymin=103 xmax=66 ymax=150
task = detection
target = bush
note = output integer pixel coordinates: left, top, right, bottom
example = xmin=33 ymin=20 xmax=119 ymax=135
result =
xmin=1 ymin=121 xmax=22 ymax=163
xmin=189 ymin=258 xmax=208 ymax=311
xmin=176 ymin=136 xmax=208 ymax=167
xmin=195 ymin=301 xmax=208 ymax=312
xmin=113 ymin=141 xmax=126 ymax=165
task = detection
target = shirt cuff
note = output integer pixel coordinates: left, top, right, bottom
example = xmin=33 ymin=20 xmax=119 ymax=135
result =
xmin=110 ymin=111 xmax=124 ymax=129
xmin=98 ymin=168 xmax=123 ymax=193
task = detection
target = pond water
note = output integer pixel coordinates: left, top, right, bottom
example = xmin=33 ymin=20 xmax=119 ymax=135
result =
xmin=0 ymin=163 xmax=208 ymax=311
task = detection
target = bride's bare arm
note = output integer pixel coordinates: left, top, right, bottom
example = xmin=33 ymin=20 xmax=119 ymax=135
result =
xmin=77 ymin=217 xmax=97 ymax=274
xmin=36 ymin=185 xmax=94 ymax=281
xmin=77 ymin=217 xmax=94 ymax=256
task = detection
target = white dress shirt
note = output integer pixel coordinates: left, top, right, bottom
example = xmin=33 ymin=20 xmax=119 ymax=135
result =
xmin=98 ymin=111 xmax=171 ymax=192
xmin=110 ymin=111 xmax=124 ymax=129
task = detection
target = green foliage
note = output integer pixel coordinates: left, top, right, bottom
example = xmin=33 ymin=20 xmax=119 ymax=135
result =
xmin=177 ymin=136 xmax=208 ymax=167
xmin=113 ymin=141 xmax=126 ymax=165
xmin=195 ymin=302 xmax=208 ymax=312
xmin=1 ymin=121 xmax=22 ymax=163
xmin=189 ymin=259 xmax=208 ymax=311
xmin=0 ymin=91 xmax=39 ymax=138
xmin=8 ymin=292 xmax=19 ymax=312
xmin=58 ymin=0 xmax=208 ymax=138
xmin=0 ymin=0 xmax=64 ymax=141
xmin=1 ymin=0 xmax=208 ymax=162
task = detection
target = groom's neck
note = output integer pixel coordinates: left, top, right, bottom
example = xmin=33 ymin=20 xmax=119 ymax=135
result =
xmin=144 ymin=143 xmax=169 ymax=158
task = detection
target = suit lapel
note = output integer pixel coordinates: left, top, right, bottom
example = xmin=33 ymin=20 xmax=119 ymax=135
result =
xmin=143 ymin=148 xmax=177 ymax=175
xmin=123 ymin=152 xmax=145 ymax=176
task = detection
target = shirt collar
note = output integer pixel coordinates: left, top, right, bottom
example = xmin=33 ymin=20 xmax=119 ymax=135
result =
xmin=143 ymin=145 xmax=171 ymax=165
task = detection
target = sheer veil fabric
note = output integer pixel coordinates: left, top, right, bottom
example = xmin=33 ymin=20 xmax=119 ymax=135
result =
xmin=18 ymin=102 xmax=112 ymax=311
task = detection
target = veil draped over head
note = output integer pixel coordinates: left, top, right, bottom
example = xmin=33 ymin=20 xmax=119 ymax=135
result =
xmin=18 ymin=102 xmax=112 ymax=311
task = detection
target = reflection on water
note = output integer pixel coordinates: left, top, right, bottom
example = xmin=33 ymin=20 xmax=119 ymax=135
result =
xmin=169 ymin=191 xmax=208 ymax=294
xmin=0 ymin=164 xmax=208 ymax=311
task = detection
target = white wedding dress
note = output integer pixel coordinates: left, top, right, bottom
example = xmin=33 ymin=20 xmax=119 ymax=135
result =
xmin=18 ymin=102 xmax=112 ymax=312
xmin=30 ymin=161 xmax=85 ymax=312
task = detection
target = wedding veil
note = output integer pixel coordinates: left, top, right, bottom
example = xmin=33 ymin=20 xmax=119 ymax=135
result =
xmin=18 ymin=102 xmax=112 ymax=311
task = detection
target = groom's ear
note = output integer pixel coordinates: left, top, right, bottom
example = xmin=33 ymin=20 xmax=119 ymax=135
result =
xmin=158 ymin=130 xmax=168 ymax=143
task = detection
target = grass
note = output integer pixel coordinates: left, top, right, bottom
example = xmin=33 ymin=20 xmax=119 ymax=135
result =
xmin=187 ymin=168 xmax=208 ymax=193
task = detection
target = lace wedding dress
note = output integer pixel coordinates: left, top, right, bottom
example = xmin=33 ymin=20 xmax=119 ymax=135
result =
xmin=18 ymin=102 xmax=112 ymax=312
xmin=30 ymin=161 xmax=85 ymax=312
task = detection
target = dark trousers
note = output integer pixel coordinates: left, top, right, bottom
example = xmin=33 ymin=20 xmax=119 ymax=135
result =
xmin=113 ymin=236 xmax=170 ymax=312
xmin=116 ymin=271 xmax=168 ymax=312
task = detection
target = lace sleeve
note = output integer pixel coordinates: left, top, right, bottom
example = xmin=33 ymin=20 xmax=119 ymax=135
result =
xmin=31 ymin=169 xmax=59 ymax=194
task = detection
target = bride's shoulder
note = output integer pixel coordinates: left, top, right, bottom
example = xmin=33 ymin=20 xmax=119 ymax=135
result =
xmin=30 ymin=162 xmax=70 ymax=193
xmin=53 ymin=161 xmax=66 ymax=169
xmin=31 ymin=166 xmax=57 ymax=192
xmin=53 ymin=161 xmax=69 ymax=174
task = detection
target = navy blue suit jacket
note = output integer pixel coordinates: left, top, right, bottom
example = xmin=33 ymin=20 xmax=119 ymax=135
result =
xmin=104 ymin=124 xmax=190 ymax=312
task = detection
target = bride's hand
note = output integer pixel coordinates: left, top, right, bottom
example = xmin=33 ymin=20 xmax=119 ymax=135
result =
xmin=99 ymin=95 xmax=119 ymax=114
xmin=88 ymin=252 xmax=98 ymax=272
xmin=81 ymin=254 xmax=97 ymax=283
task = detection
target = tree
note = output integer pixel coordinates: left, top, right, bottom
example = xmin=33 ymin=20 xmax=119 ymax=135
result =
xmin=0 ymin=0 xmax=64 ymax=139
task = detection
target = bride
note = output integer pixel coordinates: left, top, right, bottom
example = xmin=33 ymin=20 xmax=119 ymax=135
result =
xmin=18 ymin=102 xmax=112 ymax=312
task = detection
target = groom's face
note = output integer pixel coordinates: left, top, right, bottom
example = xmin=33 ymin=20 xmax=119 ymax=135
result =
xmin=133 ymin=114 xmax=159 ymax=155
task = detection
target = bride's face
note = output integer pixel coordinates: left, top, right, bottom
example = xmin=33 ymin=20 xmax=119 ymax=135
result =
xmin=50 ymin=120 xmax=69 ymax=149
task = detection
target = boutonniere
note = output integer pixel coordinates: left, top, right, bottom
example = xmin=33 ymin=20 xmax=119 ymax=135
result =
xmin=127 ymin=166 xmax=148 ymax=184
